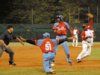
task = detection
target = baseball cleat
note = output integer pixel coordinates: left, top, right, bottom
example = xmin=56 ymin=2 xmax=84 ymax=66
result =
xmin=67 ymin=58 xmax=72 ymax=65
xmin=49 ymin=68 xmax=55 ymax=72
xmin=77 ymin=59 xmax=82 ymax=63
xmin=9 ymin=61 xmax=16 ymax=66
xmin=9 ymin=63 xmax=16 ymax=66
xmin=46 ymin=68 xmax=56 ymax=74
xmin=46 ymin=72 xmax=56 ymax=74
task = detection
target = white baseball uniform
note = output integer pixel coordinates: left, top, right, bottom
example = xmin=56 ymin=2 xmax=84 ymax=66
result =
xmin=77 ymin=29 xmax=93 ymax=61
xmin=72 ymin=28 xmax=79 ymax=47
xmin=90 ymin=29 xmax=94 ymax=46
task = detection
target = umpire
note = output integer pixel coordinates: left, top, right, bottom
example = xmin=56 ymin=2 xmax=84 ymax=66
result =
xmin=0 ymin=25 xmax=22 ymax=66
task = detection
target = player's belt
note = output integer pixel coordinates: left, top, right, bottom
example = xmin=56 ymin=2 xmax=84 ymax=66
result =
xmin=57 ymin=34 xmax=66 ymax=36
xmin=45 ymin=52 xmax=54 ymax=54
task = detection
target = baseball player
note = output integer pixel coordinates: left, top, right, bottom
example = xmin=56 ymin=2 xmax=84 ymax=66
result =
xmin=20 ymin=32 xmax=73 ymax=74
xmin=77 ymin=25 xmax=93 ymax=63
xmin=72 ymin=26 xmax=79 ymax=47
xmin=0 ymin=25 xmax=24 ymax=66
xmin=52 ymin=15 xmax=73 ymax=64
xmin=83 ymin=13 xmax=95 ymax=46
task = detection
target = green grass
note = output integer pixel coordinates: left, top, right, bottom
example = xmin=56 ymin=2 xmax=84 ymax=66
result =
xmin=88 ymin=48 xmax=100 ymax=60
xmin=0 ymin=68 xmax=100 ymax=75
xmin=0 ymin=68 xmax=44 ymax=75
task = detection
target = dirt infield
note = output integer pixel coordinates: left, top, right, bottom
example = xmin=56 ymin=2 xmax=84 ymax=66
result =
xmin=0 ymin=43 xmax=100 ymax=69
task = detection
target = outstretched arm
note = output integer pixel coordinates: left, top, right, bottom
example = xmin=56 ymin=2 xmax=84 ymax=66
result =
xmin=26 ymin=39 xmax=36 ymax=45
xmin=58 ymin=37 xmax=75 ymax=44
xmin=19 ymin=36 xmax=36 ymax=45
xmin=16 ymin=36 xmax=25 ymax=45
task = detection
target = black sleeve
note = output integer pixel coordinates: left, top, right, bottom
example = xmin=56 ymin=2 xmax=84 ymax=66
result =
xmin=26 ymin=39 xmax=36 ymax=45
xmin=58 ymin=38 xmax=68 ymax=44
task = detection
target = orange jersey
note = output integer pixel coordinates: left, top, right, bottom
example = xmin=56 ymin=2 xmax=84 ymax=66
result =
xmin=53 ymin=22 xmax=69 ymax=35
xmin=40 ymin=38 xmax=55 ymax=53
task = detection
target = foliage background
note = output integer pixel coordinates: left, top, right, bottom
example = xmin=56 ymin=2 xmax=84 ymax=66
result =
xmin=0 ymin=0 xmax=99 ymax=24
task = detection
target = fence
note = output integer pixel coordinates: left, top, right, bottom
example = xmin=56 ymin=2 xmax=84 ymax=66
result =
xmin=0 ymin=24 xmax=100 ymax=42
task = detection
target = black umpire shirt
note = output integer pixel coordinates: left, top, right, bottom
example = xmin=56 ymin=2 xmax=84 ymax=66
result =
xmin=0 ymin=31 xmax=16 ymax=45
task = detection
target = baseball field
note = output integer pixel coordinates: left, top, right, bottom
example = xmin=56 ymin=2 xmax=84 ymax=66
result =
xmin=0 ymin=42 xmax=100 ymax=75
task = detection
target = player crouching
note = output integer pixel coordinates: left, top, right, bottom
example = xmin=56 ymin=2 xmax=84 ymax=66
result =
xmin=20 ymin=32 xmax=73 ymax=74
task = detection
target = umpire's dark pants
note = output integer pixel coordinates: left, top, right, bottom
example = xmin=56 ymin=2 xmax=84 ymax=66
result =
xmin=0 ymin=45 xmax=14 ymax=63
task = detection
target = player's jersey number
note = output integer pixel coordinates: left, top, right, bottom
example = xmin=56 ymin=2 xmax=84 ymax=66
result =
xmin=45 ymin=42 xmax=52 ymax=51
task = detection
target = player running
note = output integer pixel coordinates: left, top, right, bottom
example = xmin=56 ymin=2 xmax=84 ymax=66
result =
xmin=20 ymin=32 xmax=73 ymax=74
xmin=83 ymin=13 xmax=95 ymax=46
xmin=0 ymin=25 xmax=24 ymax=66
xmin=52 ymin=15 xmax=73 ymax=64
xmin=77 ymin=25 xmax=93 ymax=63
xmin=72 ymin=26 xmax=79 ymax=47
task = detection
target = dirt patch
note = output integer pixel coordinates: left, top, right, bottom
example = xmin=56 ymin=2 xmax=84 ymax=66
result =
xmin=0 ymin=44 xmax=100 ymax=69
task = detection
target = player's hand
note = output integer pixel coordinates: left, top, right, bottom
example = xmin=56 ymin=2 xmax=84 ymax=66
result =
xmin=19 ymin=41 xmax=25 ymax=45
xmin=19 ymin=36 xmax=26 ymax=41
xmin=0 ymin=40 xmax=9 ymax=48
xmin=16 ymin=37 xmax=25 ymax=45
